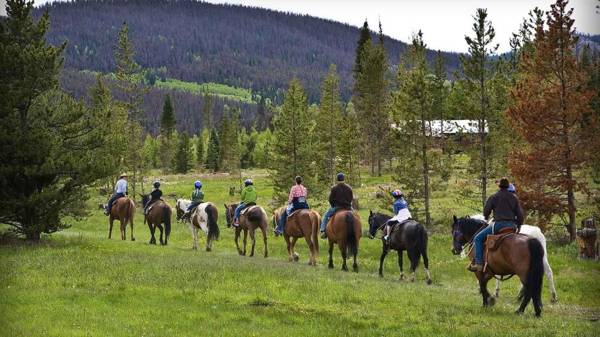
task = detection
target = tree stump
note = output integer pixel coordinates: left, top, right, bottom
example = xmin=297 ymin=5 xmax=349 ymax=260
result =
xmin=576 ymin=218 xmax=598 ymax=260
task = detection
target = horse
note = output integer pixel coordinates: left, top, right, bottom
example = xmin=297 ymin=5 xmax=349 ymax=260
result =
xmin=451 ymin=215 xmax=557 ymax=303
xmin=176 ymin=199 xmax=219 ymax=251
xmin=367 ymin=211 xmax=432 ymax=284
xmin=451 ymin=215 xmax=545 ymax=316
xmin=273 ymin=206 xmax=320 ymax=265
xmin=325 ymin=209 xmax=361 ymax=272
xmin=107 ymin=197 xmax=135 ymax=241
xmin=224 ymin=203 xmax=269 ymax=258
xmin=140 ymin=194 xmax=172 ymax=245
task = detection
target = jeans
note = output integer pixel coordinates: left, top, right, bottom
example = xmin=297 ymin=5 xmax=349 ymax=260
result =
xmin=187 ymin=201 xmax=200 ymax=212
xmin=107 ymin=193 xmax=125 ymax=212
xmin=320 ymin=207 xmax=340 ymax=232
xmin=234 ymin=203 xmax=247 ymax=221
xmin=474 ymin=220 xmax=516 ymax=264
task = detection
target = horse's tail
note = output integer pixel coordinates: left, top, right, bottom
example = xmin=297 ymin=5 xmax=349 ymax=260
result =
xmin=206 ymin=203 xmax=220 ymax=241
xmin=163 ymin=205 xmax=172 ymax=239
xmin=311 ymin=211 xmax=319 ymax=253
xmin=525 ymin=238 xmax=544 ymax=312
xmin=346 ymin=212 xmax=358 ymax=256
xmin=128 ymin=198 xmax=135 ymax=224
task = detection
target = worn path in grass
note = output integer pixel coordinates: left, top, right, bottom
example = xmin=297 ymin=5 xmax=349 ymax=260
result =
xmin=1 ymin=171 xmax=599 ymax=336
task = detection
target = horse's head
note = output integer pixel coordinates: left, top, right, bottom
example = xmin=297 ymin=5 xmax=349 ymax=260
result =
xmin=224 ymin=203 xmax=237 ymax=228
xmin=140 ymin=193 xmax=150 ymax=208
xmin=368 ymin=210 xmax=384 ymax=239
xmin=451 ymin=215 xmax=466 ymax=255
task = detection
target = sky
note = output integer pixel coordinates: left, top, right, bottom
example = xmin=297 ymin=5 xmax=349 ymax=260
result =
xmin=4 ymin=0 xmax=600 ymax=53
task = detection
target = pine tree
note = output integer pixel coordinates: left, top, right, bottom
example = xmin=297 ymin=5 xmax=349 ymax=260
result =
xmin=202 ymin=90 xmax=213 ymax=130
xmin=353 ymin=20 xmax=371 ymax=82
xmin=0 ymin=0 xmax=117 ymax=240
xmin=461 ymin=8 xmax=499 ymax=208
xmin=158 ymin=94 xmax=176 ymax=171
xmin=218 ymin=106 xmax=242 ymax=172
xmin=271 ymin=78 xmax=315 ymax=202
xmin=196 ymin=130 xmax=205 ymax=168
xmin=174 ymin=132 xmax=192 ymax=173
xmin=337 ymin=102 xmax=361 ymax=187
xmin=507 ymin=0 xmax=598 ymax=239
xmin=205 ymin=128 xmax=221 ymax=172
xmin=315 ymin=64 xmax=343 ymax=188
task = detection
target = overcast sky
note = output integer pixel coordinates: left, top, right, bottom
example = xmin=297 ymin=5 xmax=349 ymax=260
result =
xmin=4 ymin=0 xmax=600 ymax=53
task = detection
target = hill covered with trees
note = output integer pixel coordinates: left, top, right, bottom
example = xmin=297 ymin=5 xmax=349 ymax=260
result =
xmin=35 ymin=0 xmax=461 ymax=102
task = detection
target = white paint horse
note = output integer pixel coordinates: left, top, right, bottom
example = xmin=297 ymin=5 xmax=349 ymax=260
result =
xmin=470 ymin=214 xmax=558 ymax=303
xmin=176 ymin=199 xmax=220 ymax=251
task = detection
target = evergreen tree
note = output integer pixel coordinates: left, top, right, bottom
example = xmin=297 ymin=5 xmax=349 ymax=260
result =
xmin=271 ymin=78 xmax=315 ymax=202
xmin=353 ymin=20 xmax=372 ymax=82
xmin=142 ymin=134 xmax=158 ymax=169
xmin=158 ymin=94 xmax=176 ymax=171
xmin=0 ymin=0 xmax=116 ymax=240
xmin=205 ymin=128 xmax=220 ymax=172
xmin=218 ymin=106 xmax=242 ymax=172
xmin=315 ymin=64 xmax=343 ymax=187
xmin=196 ymin=130 xmax=205 ymax=168
xmin=337 ymin=102 xmax=361 ymax=187
xmin=202 ymin=89 xmax=213 ymax=130
xmin=174 ymin=132 xmax=192 ymax=173
xmin=507 ymin=0 xmax=598 ymax=239
xmin=461 ymin=8 xmax=499 ymax=208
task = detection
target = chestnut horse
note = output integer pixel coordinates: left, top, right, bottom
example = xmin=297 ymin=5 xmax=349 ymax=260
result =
xmin=326 ymin=210 xmax=361 ymax=272
xmin=141 ymin=195 xmax=172 ymax=245
xmin=273 ymin=207 xmax=320 ymax=265
xmin=108 ymin=197 xmax=135 ymax=241
xmin=451 ymin=216 xmax=545 ymax=316
xmin=224 ymin=203 xmax=269 ymax=258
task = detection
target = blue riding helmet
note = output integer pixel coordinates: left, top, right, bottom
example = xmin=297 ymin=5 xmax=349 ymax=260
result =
xmin=244 ymin=179 xmax=253 ymax=186
xmin=391 ymin=189 xmax=403 ymax=198
xmin=153 ymin=181 xmax=160 ymax=188
xmin=508 ymin=183 xmax=516 ymax=193
xmin=336 ymin=172 xmax=345 ymax=182
xmin=194 ymin=180 xmax=202 ymax=189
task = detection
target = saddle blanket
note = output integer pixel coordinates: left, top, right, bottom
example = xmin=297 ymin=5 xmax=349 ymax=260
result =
xmin=240 ymin=205 xmax=257 ymax=215
xmin=389 ymin=208 xmax=412 ymax=224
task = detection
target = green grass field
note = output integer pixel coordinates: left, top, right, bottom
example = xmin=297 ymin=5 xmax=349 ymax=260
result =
xmin=1 ymin=170 xmax=599 ymax=337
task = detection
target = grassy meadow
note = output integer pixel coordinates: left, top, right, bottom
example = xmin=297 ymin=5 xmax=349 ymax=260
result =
xmin=1 ymin=169 xmax=599 ymax=337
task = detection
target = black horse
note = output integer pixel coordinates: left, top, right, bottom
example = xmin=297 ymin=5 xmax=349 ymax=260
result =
xmin=368 ymin=210 xmax=432 ymax=284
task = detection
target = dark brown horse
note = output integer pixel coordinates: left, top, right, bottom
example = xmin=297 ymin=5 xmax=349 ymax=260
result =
xmin=141 ymin=195 xmax=172 ymax=245
xmin=108 ymin=197 xmax=135 ymax=241
xmin=326 ymin=210 xmax=361 ymax=272
xmin=273 ymin=207 xmax=320 ymax=265
xmin=452 ymin=216 xmax=545 ymax=316
xmin=225 ymin=203 xmax=269 ymax=258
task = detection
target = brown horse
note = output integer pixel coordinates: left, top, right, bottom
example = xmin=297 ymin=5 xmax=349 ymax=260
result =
xmin=273 ymin=207 xmax=320 ymax=265
xmin=141 ymin=195 xmax=172 ymax=246
xmin=326 ymin=210 xmax=361 ymax=272
xmin=225 ymin=203 xmax=269 ymax=258
xmin=108 ymin=197 xmax=135 ymax=241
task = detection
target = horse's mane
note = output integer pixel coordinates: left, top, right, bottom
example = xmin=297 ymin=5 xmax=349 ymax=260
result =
xmin=457 ymin=216 xmax=486 ymax=236
xmin=372 ymin=212 xmax=392 ymax=221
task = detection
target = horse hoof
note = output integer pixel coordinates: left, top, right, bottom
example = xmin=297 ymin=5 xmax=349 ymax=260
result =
xmin=206 ymin=247 xmax=211 ymax=252
xmin=328 ymin=263 xmax=334 ymax=269
xmin=487 ymin=297 xmax=496 ymax=307
xmin=353 ymin=266 xmax=358 ymax=273
xmin=515 ymin=309 xmax=524 ymax=315
xmin=551 ymin=295 xmax=558 ymax=303
xmin=293 ymin=255 xmax=300 ymax=262
xmin=426 ymin=279 xmax=432 ymax=285
xmin=131 ymin=238 xmax=135 ymax=241
xmin=399 ymin=274 xmax=404 ymax=280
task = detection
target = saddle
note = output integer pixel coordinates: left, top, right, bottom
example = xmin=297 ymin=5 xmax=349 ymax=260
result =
xmin=388 ymin=218 xmax=414 ymax=232
xmin=240 ymin=202 xmax=257 ymax=215
xmin=485 ymin=227 xmax=517 ymax=252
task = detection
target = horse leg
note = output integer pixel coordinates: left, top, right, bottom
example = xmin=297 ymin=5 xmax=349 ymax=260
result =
xmin=120 ymin=219 xmax=126 ymax=240
xmin=291 ymin=237 xmax=300 ymax=262
xmin=544 ymin=255 xmax=558 ymax=303
xmin=157 ymin=224 xmax=164 ymax=245
xmin=130 ymin=217 xmax=135 ymax=241
xmin=378 ymin=245 xmax=389 ymax=278
xmin=190 ymin=224 xmax=198 ymax=250
xmin=408 ymin=248 xmax=419 ymax=282
xmin=328 ymin=240 xmax=334 ymax=269
xmin=261 ymin=225 xmax=268 ymax=258
xmin=148 ymin=221 xmax=155 ymax=244
xmin=234 ymin=228 xmax=243 ymax=255
xmin=108 ymin=218 xmax=114 ymax=239
xmin=303 ymin=234 xmax=315 ymax=266
xmin=479 ymin=273 xmax=495 ymax=307
xmin=495 ymin=279 xmax=502 ymax=298
xmin=249 ymin=229 xmax=256 ymax=257
xmin=352 ymin=249 xmax=358 ymax=273
xmin=340 ymin=243 xmax=348 ymax=272
xmin=398 ymin=250 xmax=404 ymax=280
xmin=422 ymin=245 xmax=432 ymax=285
xmin=285 ymin=235 xmax=293 ymax=261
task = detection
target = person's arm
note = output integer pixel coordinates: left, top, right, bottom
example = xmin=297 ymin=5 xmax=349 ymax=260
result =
xmin=514 ymin=197 xmax=524 ymax=229
xmin=328 ymin=188 xmax=334 ymax=207
xmin=483 ymin=195 xmax=493 ymax=220
xmin=288 ymin=187 xmax=294 ymax=204
xmin=241 ymin=188 xmax=247 ymax=202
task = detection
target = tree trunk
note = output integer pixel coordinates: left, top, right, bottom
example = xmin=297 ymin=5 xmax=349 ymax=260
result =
xmin=421 ymin=118 xmax=431 ymax=227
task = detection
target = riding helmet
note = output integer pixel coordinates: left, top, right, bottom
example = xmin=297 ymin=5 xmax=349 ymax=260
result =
xmin=153 ymin=181 xmax=160 ymax=188
xmin=508 ymin=183 xmax=516 ymax=193
xmin=244 ymin=179 xmax=253 ymax=186
xmin=194 ymin=180 xmax=202 ymax=189
xmin=391 ymin=189 xmax=403 ymax=198
xmin=336 ymin=172 xmax=345 ymax=182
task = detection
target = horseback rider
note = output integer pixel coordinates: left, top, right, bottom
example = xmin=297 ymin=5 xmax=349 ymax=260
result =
xmin=274 ymin=175 xmax=309 ymax=236
xmin=320 ymin=172 xmax=353 ymax=239
xmin=104 ymin=173 xmax=128 ymax=215
xmin=144 ymin=181 xmax=163 ymax=215
xmin=182 ymin=180 xmax=204 ymax=221
xmin=468 ymin=177 xmax=524 ymax=272
xmin=383 ymin=189 xmax=411 ymax=243
xmin=233 ymin=179 xmax=257 ymax=227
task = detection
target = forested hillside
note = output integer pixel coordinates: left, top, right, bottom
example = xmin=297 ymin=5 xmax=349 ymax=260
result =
xmin=35 ymin=0 xmax=461 ymax=102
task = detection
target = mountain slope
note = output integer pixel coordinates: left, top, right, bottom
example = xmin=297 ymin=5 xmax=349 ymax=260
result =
xmin=36 ymin=0 xmax=461 ymax=102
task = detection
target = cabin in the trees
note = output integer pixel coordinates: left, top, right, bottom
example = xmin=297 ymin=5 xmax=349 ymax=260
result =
xmin=391 ymin=119 xmax=488 ymax=149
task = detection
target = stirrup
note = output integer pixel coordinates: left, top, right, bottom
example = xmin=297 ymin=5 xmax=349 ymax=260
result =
xmin=467 ymin=263 xmax=483 ymax=272
xmin=320 ymin=231 xmax=327 ymax=239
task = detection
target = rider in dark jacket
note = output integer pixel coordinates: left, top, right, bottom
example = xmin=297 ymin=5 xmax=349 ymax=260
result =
xmin=320 ymin=173 xmax=353 ymax=238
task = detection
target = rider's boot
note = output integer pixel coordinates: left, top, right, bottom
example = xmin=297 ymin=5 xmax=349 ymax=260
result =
xmin=467 ymin=262 xmax=483 ymax=272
